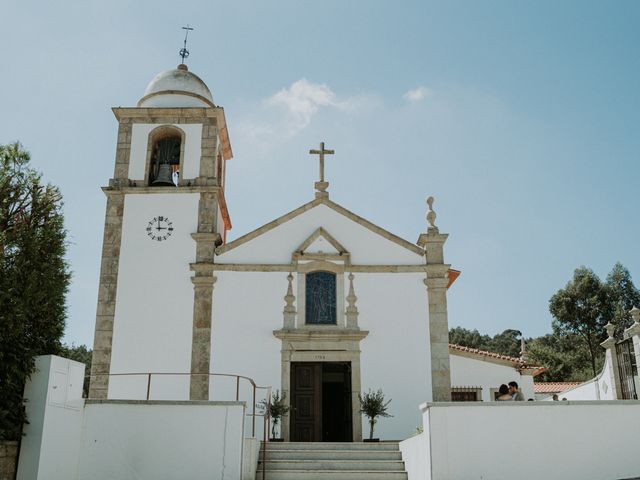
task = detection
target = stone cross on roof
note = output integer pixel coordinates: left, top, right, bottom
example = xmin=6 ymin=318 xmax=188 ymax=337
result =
xmin=309 ymin=142 xmax=334 ymax=198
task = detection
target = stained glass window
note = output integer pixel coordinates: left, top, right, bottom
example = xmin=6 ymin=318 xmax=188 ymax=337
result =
xmin=305 ymin=271 xmax=337 ymax=325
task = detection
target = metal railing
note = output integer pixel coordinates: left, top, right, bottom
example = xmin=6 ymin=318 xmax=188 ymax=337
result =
xmin=89 ymin=372 xmax=272 ymax=458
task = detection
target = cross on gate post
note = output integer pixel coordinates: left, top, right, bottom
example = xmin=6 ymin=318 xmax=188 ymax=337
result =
xmin=309 ymin=142 xmax=334 ymax=198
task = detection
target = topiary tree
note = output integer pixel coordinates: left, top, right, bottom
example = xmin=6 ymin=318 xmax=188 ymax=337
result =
xmin=359 ymin=388 xmax=392 ymax=440
xmin=0 ymin=142 xmax=70 ymax=440
xmin=259 ymin=390 xmax=290 ymax=439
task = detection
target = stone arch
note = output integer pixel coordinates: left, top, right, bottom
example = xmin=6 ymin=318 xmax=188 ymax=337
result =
xmin=144 ymin=125 xmax=186 ymax=186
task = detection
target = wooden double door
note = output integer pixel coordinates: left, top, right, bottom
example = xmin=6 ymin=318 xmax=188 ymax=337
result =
xmin=290 ymin=362 xmax=352 ymax=442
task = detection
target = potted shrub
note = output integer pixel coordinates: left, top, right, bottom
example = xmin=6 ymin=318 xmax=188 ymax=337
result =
xmin=259 ymin=390 xmax=290 ymax=441
xmin=359 ymin=388 xmax=392 ymax=442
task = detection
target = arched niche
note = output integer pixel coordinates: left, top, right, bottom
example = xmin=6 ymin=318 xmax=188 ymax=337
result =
xmin=144 ymin=125 xmax=186 ymax=186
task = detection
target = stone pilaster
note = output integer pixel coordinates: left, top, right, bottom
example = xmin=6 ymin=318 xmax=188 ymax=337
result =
xmin=188 ymin=169 xmax=221 ymax=399
xmin=600 ymin=322 xmax=623 ymax=400
xmin=89 ymin=192 xmax=125 ymax=399
xmin=110 ymin=121 xmax=132 ymax=187
xmin=423 ymin=266 xmax=452 ymax=402
xmin=417 ymin=197 xmax=452 ymax=402
xmin=189 ymin=274 xmax=216 ymax=400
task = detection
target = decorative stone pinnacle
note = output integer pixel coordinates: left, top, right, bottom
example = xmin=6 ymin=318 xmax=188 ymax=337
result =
xmin=630 ymin=306 xmax=640 ymax=325
xmin=345 ymin=273 xmax=359 ymax=328
xmin=605 ymin=322 xmax=615 ymax=339
xmin=426 ymin=196 xmax=438 ymax=232
xmin=284 ymin=274 xmax=295 ymax=312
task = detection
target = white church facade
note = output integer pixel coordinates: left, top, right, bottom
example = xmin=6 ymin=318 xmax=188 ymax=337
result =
xmin=88 ymin=63 xmax=542 ymax=441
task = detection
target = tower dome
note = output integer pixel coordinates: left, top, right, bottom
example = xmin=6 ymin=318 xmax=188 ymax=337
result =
xmin=138 ymin=64 xmax=214 ymax=108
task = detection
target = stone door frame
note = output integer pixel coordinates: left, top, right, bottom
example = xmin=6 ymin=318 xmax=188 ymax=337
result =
xmin=274 ymin=330 xmax=368 ymax=442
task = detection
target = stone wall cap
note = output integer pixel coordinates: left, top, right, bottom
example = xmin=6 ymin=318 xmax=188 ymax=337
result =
xmin=85 ymin=399 xmax=245 ymax=407
xmin=420 ymin=400 xmax=640 ymax=412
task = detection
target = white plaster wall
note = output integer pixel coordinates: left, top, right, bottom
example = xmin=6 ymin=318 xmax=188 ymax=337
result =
xmin=357 ymin=272 xmax=431 ymax=439
xmin=241 ymin=438 xmax=261 ymax=480
xmin=18 ymin=356 xmax=85 ymax=480
xmin=399 ymin=430 xmax=430 ymax=480
xmin=211 ymin=270 xmax=431 ymax=441
xmin=449 ymin=354 xmax=535 ymax=401
xmin=77 ymin=401 xmax=245 ymax=480
xmin=210 ymin=271 xmax=283 ymax=406
xmin=406 ymin=402 xmax=640 ymax=480
xmin=139 ymin=94 xmax=211 ymax=108
xmin=129 ymin=123 xmax=203 ymax=180
xmin=543 ymin=355 xmax=616 ymax=401
xmin=221 ymin=203 xmax=424 ymax=265
xmin=109 ymin=193 xmax=199 ymax=400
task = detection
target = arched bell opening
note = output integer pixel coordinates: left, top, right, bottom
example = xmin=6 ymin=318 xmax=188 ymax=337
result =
xmin=145 ymin=126 xmax=185 ymax=186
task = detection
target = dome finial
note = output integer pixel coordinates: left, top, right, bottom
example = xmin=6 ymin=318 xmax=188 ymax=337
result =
xmin=179 ymin=24 xmax=194 ymax=65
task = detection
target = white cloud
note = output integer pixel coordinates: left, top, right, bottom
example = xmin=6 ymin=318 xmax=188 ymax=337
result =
xmin=403 ymin=86 xmax=432 ymax=103
xmin=267 ymin=79 xmax=338 ymax=132
xmin=237 ymin=79 xmax=375 ymax=146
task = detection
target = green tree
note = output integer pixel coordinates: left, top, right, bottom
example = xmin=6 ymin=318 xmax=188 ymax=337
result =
xmin=606 ymin=262 xmax=640 ymax=338
xmin=0 ymin=142 xmax=70 ymax=440
xmin=527 ymin=331 xmax=597 ymax=382
xmin=449 ymin=327 xmax=521 ymax=358
xmin=449 ymin=327 xmax=492 ymax=351
xmin=549 ymin=267 xmax=612 ymax=377
xmin=60 ymin=344 xmax=92 ymax=397
xmin=490 ymin=329 xmax=522 ymax=358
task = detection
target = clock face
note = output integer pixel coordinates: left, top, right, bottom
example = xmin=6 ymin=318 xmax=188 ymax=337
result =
xmin=146 ymin=216 xmax=174 ymax=241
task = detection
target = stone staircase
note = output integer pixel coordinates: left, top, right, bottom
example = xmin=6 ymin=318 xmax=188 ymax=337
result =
xmin=256 ymin=441 xmax=408 ymax=480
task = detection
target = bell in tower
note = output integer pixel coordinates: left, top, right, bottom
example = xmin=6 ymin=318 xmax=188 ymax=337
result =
xmin=151 ymin=137 xmax=180 ymax=186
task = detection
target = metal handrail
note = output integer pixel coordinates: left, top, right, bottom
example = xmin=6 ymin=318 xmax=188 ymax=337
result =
xmin=89 ymin=371 xmax=272 ymax=440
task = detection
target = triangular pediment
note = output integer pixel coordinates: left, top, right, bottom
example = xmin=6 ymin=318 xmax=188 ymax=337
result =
xmin=296 ymin=227 xmax=347 ymax=255
xmin=215 ymin=197 xmax=425 ymax=264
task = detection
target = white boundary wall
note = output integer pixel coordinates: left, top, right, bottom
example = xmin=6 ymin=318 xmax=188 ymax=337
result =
xmin=540 ymin=355 xmax=617 ymax=401
xmin=18 ymin=356 xmax=249 ymax=480
xmin=400 ymin=401 xmax=640 ymax=480
xmin=78 ymin=400 xmax=245 ymax=480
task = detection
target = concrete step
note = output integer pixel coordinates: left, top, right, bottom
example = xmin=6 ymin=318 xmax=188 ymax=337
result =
xmin=260 ymin=449 xmax=403 ymax=461
xmin=259 ymin=460 xmax=405 ymax=471
xmin=255 ymin=470 xmax=408 ymax=480
xmin=262 ymin=442 xmax=400 ymax=451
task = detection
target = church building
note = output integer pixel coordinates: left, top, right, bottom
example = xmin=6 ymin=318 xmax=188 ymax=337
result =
xmin=89 ymin=63 xmax=478 ymax=441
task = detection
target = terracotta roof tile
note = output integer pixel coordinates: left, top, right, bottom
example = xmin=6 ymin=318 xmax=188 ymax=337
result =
xmin=449 ymin=343 xmax=544 ymax=374
xmin=533 ymin=382 xmax=582 ymax=394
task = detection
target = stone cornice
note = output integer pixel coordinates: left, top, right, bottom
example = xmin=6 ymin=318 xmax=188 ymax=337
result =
xmin=194 ymin=263 xmax=429 ymax=273
xmin=192 ymin=232 xmax=223 ymax=246
xmin=273 ymin=328 xmax=369 ymax=342
xmin=102 ymin=185 xmax=221 ymax=195
xmin=112 ymin=107 xmax=222 ymax=119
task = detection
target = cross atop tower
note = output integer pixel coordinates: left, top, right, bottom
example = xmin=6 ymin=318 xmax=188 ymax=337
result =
xmin=179 ymin=25 xmax=194 ymax=64
xmin=309 ymin=142 xmax=334 ymax=198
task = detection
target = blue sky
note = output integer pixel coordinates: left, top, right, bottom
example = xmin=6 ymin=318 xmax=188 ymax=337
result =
xmin=1 ymin=1 xmax=639 ymax=347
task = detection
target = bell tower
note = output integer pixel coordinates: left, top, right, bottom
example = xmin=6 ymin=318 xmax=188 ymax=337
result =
xmin=89 ymin=63 xmax=233 ymax=400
